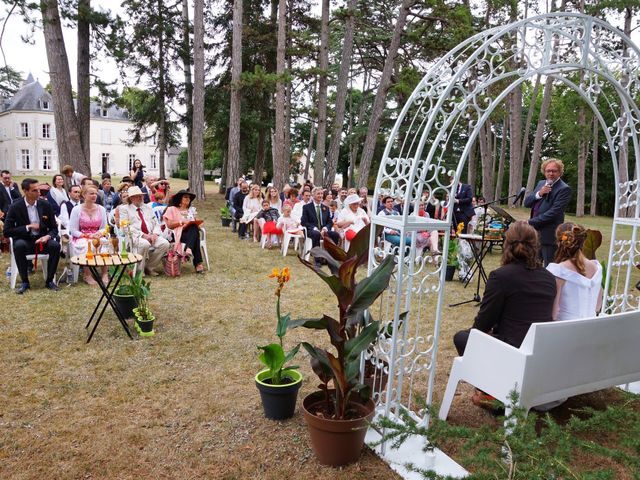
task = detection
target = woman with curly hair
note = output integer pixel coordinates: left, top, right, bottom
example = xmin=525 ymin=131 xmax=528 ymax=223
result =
xmin=547 ymin=223 xmax=602 ymax=320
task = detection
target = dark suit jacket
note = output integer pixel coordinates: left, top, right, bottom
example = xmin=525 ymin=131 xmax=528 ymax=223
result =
xmin=472 ymin=261 xmax=556 ymax=348
xmin=523 ymin=179 xmax=571 ymax=245
xmin=453 ymin=183 xmax=475 ymax=218
xmin=301 ymin=202 xmax=333 ymax=232
xmin=0 ymin=183 xmax=21 ymax=214
xmin=3 ymin=198 xmax=59 ymax=242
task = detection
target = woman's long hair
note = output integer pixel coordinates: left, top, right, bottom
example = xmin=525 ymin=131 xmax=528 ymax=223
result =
xmin=501 ymin=221 xmax=541 ymax=269
xmin=554 ymin=222 xmax=587 ymax=275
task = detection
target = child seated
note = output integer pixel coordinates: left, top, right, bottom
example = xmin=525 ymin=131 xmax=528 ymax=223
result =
xmin=256 ymin=200 xmax=282 ymax=248
xmin=276 ymin=204 xmax=303 ymax=236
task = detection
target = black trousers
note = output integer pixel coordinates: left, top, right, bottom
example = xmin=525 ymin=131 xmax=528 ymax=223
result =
xmin=307 ymin=229 xmax=340 ymax=248
xmin=453 ymin=329 xmax=471 ymax=356
xmin=180 ymin=225 xmax=203 ymax=266
xmin=13 ymin=237 xmax=60 ymax=284
xmin=540 ymin=243 xmax=557 ymax=267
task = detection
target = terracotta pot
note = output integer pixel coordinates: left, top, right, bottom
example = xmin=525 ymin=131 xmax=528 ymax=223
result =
xmin=255 ymin=369 xmax=303 ymax=420
xmin=302 ymin=390 xmax=375 ymax=466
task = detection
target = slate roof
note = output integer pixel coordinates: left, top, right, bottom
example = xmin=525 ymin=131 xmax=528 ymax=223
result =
xmin=1 ymin=74 xmax=129 ymax=120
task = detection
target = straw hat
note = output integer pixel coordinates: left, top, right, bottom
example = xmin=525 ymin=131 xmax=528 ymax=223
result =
xmin=127 ymin=186 xmax=144 ymax=197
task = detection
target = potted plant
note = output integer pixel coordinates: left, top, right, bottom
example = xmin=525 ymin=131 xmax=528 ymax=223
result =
xmin=291 ymin=224 xmax=395 ymax=466
xmin=112 ymin=266 xmax=138 ymax=319
xmin=220 ymin=205 xmax=233 ymax=227
xmin=445 ymin=222 xmax=464 ymax=281
xmin=255 ymin=266 xmax=302 ymax=420
xmin=129 ymin=270 xmax=155 ymax=336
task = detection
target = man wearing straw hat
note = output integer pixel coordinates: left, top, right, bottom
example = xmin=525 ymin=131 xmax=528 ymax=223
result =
xmin=120 ymin=186 xmax=170 ymax=276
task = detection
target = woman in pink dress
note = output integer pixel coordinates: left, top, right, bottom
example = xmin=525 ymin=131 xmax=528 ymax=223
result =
xmin=69 ymin=185 xmax=108 ymax=284
xmin=163 ymin=190 xmax=204 ymax=273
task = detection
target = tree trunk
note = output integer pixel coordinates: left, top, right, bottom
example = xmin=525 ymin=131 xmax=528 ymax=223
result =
xmin=479 ymin=120 xmax=494 ymax=201
xmin=508 ymin=86 xmax=523 ymax=199
xmin=254 ymin=128 xmax=265 ymax=186
xmin=590 ymin=117 xmax=598 ymax=216
xmin=357 ymin=0 xmax=412 ymax=188
xmin=313 ymin=0 xmax=329 ymax=186
xmin=576 ymin=107 xmax=587 ymax=217
xmin=324 ymin=0 xmax=357 ymax=188
xmin=182 ymin=0 xmax=194 ymax=167
xmin=303 ymin=80 xmax=316 ymax=181
xmin=77 ymin=0 xmax=91 ymax=173
xmin=226 ymin=0 xmax=243 ymax=189
xmin=272 ymin=0 xmax=287 ymax=190
xmin=283 ymin=0 xmax=293 ymax=182
xmin=519 ymin=74 xmax=541 ymax=169
xmin=526 ymin=76 xmax=553 ymax=192
xmin=190 ymin=0 xmax=205 ymax=199
xmin=494 ymin=117 xmax=507 ymax=201
xmin=219 ymin=149 xmax=228 ymax=194
xmin=41 ymin=0 xmax=89 ymax=175
xmin=157 ymin=0 xmax=167 ymax=178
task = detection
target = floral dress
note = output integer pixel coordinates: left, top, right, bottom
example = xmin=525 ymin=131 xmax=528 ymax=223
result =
xmin=70 ymin=206 xmax=107 ymax=257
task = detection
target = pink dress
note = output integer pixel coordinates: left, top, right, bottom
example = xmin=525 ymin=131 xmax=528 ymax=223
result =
xmin=70 ymin=206 xmax=107 ymax=256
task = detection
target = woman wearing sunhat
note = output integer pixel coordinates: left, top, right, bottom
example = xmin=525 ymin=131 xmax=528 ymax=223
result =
xmin=163 ymin=190 xmax=205 ymax=273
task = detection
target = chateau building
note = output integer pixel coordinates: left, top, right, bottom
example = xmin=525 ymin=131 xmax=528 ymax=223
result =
xmin=0 ymin=74 xmax=178 ymax=177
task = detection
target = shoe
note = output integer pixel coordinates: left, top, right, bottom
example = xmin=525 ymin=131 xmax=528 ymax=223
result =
xmin=146 ymin=270 xmax=160 ymax=277
xmin=195 ymin=264 xmax=205 ymax=274
xmin=45 ymin=281 xmax=60 ymax=292
xmin=471 ymin=390 xmax=504 ymax=414
xmin=16 ymin=282 xmax=30 ymax=294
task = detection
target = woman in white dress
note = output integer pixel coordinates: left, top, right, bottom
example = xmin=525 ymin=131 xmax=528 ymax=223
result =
xmin=335 ymin=194 xmax=370 ymax=243
xmin=547 ymin=222 xmax=603 ymax=321
xmin=49 ymin=174 xmax=69 ymax=208
xmin=241 ymin=184 xmax=263 ymax=242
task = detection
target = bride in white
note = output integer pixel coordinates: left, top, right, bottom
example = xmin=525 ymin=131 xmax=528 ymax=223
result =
xmin=546 ymin=223 xmax=603 ymax=321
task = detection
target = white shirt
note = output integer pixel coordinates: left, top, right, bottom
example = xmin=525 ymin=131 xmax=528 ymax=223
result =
xmin=337 ymin=207 xmax=368 ymax=232
xmin=25 ymin=198 xmax=39 ymax=234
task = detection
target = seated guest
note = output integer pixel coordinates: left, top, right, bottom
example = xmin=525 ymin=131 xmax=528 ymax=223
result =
xmin=233 ymin=181 xmax=250 ymax=239
xmin=452 ymin=221 xmax=556 ymax=407
xmin=265 ymin=186 xmax=282 ymax=212
xmin=301 ymin=187 xmax=340 ymax=265
xmin=277 ymin=204 xmax=303 ymax=236
xmin=0 ymin=169 xmax=21 ymax=220
xmin=59 ymin=185 xmax=82 ymax=230
xmin=358 ymin=187 xmax=371 ymax=215
xmin=328 ymin=200 xmax=339 ymax=224
xmin=291 ymin=189 xmax=311 ymax=223
xmin=322 ymin=190 xmax=334 ymax=207
xmin=256 ymin=199 xmax=281 ymax=248
xmin=151 ymin=178 xmax=171 ymax=201
xmin=336 ymin=193 xmax=370 ymax=244
xmin=98 ymin=178 xmax=119 ymax=215
xmin=120 ymin=186 xmax=170 ymax=276
xmin=379 ymin=196 xmax=408 ymax=247
xmin=163 ymin=190 xmax=204 ymax=274
xmin=111 ymin=189 xmax=130 ymax=230
xmin=241 ymin=184 xmax=263 ymax=242
xmin=151 ymin=190 xmax=168 ymax=224
xmin=283 ymin=187 xmax=299 ymax=209
xmin=416 ymin=201 xmax=440 ymax=254
xmin=3 ymin=178 xmax=60 ymax=293
xmin=547 ymin=222 xmax=603 ymax=321
xmin=69 ymin=185 xmax=108 ymax=285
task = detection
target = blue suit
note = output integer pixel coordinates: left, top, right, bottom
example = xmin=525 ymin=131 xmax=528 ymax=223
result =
xmin=453 ymin=183 xmax=474 ymax=231
xmin=301 ymin=202 xmax=340 ymax=248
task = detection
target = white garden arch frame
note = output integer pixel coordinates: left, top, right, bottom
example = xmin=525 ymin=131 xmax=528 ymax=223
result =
xmin=365 ymin=12 xmax=640 ymax=470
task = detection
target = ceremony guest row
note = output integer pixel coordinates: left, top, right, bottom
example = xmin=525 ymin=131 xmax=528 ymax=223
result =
xmin=1 ymin=164 xmax=205 ymax=294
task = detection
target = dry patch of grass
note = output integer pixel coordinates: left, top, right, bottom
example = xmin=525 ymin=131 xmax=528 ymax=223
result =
xmin=0 ymin=183 xmax=632 ymax=478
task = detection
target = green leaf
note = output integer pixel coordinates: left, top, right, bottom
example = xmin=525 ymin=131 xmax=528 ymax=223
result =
xmin=288 ymin=317 xmax=327 ymax=330
xmin=257 ymin=343 xmax=286 ymax=374
xmin=290 ymin=316 xmax=342 ymax=346
xmin=322 ymin=236 xmax=348 ymax=262
xmin=299 ymin=255 xmax=352 ymax=308
xmin=582 ymin=229 xmax=603 ymax=260
xmin=349 ymin=254 xmax=395 ymax=313
xmin=309 ymin=247 xmax=342 ymax=275
xmin=344 ymin=321 xmax=380 ymax=363
xmin=346 ymin=224 xmax=371 ymax=259
xmin=351 ymin=382 xmax=372 ymax=402
xmin=283 ymin=343 xmax=300 ymax=364
xmin=338 ymin=255 xmax=360 ymax=292
xmin=276 ymin=312 xmax=291 ymax=339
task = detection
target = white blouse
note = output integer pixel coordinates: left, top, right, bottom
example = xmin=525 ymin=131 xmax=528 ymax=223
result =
xmin=547 ymin=260 xmax=602 ymax=321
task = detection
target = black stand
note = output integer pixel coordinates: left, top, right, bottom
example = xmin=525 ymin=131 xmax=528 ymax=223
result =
xmin=449 ymin=193 xmax=520 ymax=307
xmin=84 ymin=263 xmax=134 ymax=343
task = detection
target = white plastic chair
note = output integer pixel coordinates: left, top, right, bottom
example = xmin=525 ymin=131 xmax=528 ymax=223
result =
xmin=9 ymin=237 xmax=49 ymax=289
xmin=57 ymin=216 xmax=79 ymax=283
xmin=199 ymin=227 xmax=210 ymax=270
xmin=281 ymin=230 xmax=303 ymax=256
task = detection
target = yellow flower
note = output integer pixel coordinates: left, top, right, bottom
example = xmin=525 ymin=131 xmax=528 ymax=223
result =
xmin=119 ymin=219 xmax=130 ymax=228
xmin=456 ymin=222 xmax=464 ymax=235
xmin=268 ymin=267 xmax=280 ymax=278
xmin=282 ymin=267 xmax=290 ymax=282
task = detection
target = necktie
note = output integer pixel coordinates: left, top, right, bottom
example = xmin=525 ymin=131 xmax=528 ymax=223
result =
xmin=137 ymin=207 xmax=149 ymax=234
xmin=316 ymin=205 xmax=322 ymax=229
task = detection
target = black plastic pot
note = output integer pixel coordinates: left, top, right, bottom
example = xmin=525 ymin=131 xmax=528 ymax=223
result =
xmin=136 ymin=318 xmax=154 ymax=333
xmin=255 ymin=369 xmax=303 ymax=420
xmin=221 ymin=217 xmax=232 ymax=227
xmin=445 ymin=264 xmax=456 ymax=281
xmin=113 ymin=293 xmax=137 ymax=319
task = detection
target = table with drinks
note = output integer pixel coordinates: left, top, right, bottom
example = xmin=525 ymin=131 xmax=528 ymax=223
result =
xmin=71 ymin=250 xmax=143 ymax=343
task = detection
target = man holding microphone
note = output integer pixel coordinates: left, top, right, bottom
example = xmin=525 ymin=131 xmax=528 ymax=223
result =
xmin=524 ymin=158 xmax=571 ymax=266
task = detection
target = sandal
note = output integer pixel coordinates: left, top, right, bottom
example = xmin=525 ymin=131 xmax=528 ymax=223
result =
xmin=195 ymin=264 xmax=205 ymax=274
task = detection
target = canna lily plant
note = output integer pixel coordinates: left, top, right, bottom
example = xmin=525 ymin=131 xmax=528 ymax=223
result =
xmin=291 ymin=224 xmax=395 ymax=420
xmin=257 ymin=267 xmax=300 ymax=385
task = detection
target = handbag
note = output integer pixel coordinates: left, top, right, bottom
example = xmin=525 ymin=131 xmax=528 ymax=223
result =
xmin=163 ymin=248 xmax=182 ymax=277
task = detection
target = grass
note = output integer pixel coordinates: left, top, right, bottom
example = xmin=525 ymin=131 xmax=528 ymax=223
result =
xmin=0 ymin=179 xmax=636 ymax=479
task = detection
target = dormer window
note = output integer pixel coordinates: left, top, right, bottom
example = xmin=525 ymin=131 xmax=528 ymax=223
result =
xmin=101 ymin=108 xmax=108 ymax=118
xmin=41 ymin=100 xmax=50 ymax=110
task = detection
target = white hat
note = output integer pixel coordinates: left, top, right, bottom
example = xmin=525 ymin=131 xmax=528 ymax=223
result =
xmin=344 ymin=194 xmax=361 ymax=206
xmin=127 ymin=186 xmax=144 ymax=197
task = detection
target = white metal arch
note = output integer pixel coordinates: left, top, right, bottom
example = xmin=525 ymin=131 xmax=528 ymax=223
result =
xmin=365 ymin=13 xmax=640 ymax=457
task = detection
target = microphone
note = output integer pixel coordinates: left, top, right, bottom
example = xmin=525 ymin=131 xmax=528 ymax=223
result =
xmin=512 ymin=187 xmax=526 ymax=206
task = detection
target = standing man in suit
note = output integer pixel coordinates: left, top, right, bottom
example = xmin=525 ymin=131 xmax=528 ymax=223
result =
xmin=524 ymin=158 xmax=571 ymax=266
xmin=4 ymin=178 xmax=61 ymax=293
xmin=450 ymin=176 xmax=475 ymax=232
xmin=120 ymin=186 xmax=170 ymax=276
xmin=301 ymin=187 xmax=340 ymax=266
xmin=0 ymin=170 xmax=21 ymax=219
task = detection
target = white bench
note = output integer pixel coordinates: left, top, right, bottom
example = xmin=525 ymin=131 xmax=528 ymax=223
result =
xmin=439 ymin=310 xmax=640 ymax=420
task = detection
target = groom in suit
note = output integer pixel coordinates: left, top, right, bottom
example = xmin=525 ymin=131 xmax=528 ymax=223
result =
xmin=524 ymin=158 xmax=571 ymax=266
xmin=450 ymin=176 xmax=475 ymax=233
xmin=301 ymin=187 xmax=340 ymax=264
xmin=4 ymin=178 xmax=60 ymax=293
